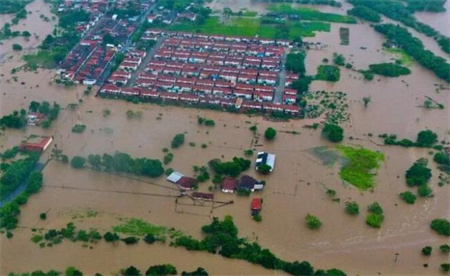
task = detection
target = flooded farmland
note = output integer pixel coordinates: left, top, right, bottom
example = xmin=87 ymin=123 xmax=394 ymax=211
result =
xmin=1 ymin=0 xmax=450 ymax=275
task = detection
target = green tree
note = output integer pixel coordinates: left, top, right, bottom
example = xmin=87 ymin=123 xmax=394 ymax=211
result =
xmin=416 ymin=130 xmax=438 ymax=147
xmin=264 ymin=127 xmax=277 ymax=140
xmin=123 ymin=266 xmax=141 ymax=276
xmin=399 ymin=191 xmax=416 ymax=204
xmin=12 ymin=43 xmax=22 ymax=51
xmin=345 ymin=201 xmax=359 ymax=215
xmin=305 ymin=214 xmax=322 ymax=230
xmin=421 ymin=246 xmax=432 ymax=256
xmin=181 ymin=267 xmax=208 ymax=276
xmin=430 ymin=219 xmax=450 ymax=236
xmin=145 ymin=264 xmax=177 ymax=276
xmin=322 ymin=124 xmax=344 ymax=142
xmin=103 ymin=232 xmax=120 ymax=243
xmin=171 ymin=134 xmax=185 ymax=148
xmin=257 ymin=163 xmax=272 ymax=175
xmin=70 ymin=156 xmax=86 ymax=169
xmin=405 ymin=160 xmax=432 ymax=187
xmin=440 ymin=244 xmax=450 ymax=253
xmin=363 ymin=97 xmax=371 ymax=108
xmin=417 ymin=184 xmax=432 ymax=197
xmin=441 ymin=263 xmax=450 ymax=272
xmin=66 ymin=267 xmax=83 ymax=276
xmin=87 ymin=154 xmax=102 ymax=170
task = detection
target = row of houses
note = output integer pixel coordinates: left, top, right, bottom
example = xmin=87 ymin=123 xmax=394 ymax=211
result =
xmin=98 ymin=85 xmax=300 ymax=114
xmin=142 ymin=30 xmax=292 ymax=48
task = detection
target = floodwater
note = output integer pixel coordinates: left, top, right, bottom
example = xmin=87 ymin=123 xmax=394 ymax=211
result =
xmin=1 ymin=0 xmax=450 ymax=275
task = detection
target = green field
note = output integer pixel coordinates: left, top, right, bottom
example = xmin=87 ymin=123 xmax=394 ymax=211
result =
xmin=268 ymin=4 xmax=357 ymax=24
xmin=336 ymin=146 xmax=385 ymax=191
xmin=168 ymin=17 xmax=330 ymax=38
xmin=113 ymin=218 xmax=182 ymax=238
xmin=383 ymin=47 xmax=414 ymax=67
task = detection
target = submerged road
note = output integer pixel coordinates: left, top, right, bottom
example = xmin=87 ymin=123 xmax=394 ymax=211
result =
xmin=273 ymin=48 xmax=289 ymax=104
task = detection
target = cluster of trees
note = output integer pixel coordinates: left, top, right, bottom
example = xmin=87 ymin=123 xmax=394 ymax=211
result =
xmin=347 ymin=6 xmax=381 ymax=22
xmin=208 ymin=157 xmax=251 ymax=178
xmin=8 ymin=267 xmax=84 ymax=276
xmin=0 ymin=109 xmax=27 ymax=129
xmin=349 ymin=0 xmax=450 ymax=54
xmin=366 ymin=202 xmax=384 ymax=228
xmin=382 ymin=130 xmax=439 ymax=148
xmin=0 ymin=0 xmax=31 ymax=14
xmin=374 ymin=24 xmax=450 ymax=82
xmin=286 ymin=52 xmax=306 ymax=74
xmin=197 ymin=117 xmax=215 ymax=127
xmin=0 ymin=23 xmax=31 ymax=40
xmin=121 ymin=265 xmax=208 ymax=276
xmin=173 ymin=216 xmax=346 ymax=275
xmin=315 ymin=65 xmax=340 ymax=82
xmin=433 ymin=151 xmax=450 ymax=173
xmin=322 ymin=124 xmax=344 ymax=142
xmin=430 ymin=219 xmax=450 ymax=236
xmin=70 ymin=152 xmax=165 ymax=178
xmin=29 ymin=101 xmax=61 ymax=128
xmin=368 ymin=63 xmax=411 ymax=77
xmin=0 ymin=167 xmax=43 ymax=231
xmin=405 ymin=158 xmax=432 ymax=185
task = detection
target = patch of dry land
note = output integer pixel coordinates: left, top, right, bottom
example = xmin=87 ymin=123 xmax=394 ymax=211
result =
xmin=1 ymin=1 xmax=449 ymax=275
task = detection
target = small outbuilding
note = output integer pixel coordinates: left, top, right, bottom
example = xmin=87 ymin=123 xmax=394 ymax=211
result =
xmin=255 ymin=151 xmax=276 ymax=172
xmin=19 ymin=136 xmax=53 ymax=153
xmin=166 ymin=172 xmax=184 ymax=183
xmin=192 ymin=192 xmax=214 ymax=201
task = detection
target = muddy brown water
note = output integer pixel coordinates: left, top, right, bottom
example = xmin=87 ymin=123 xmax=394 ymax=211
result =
xmin=1 ymin=1 xmax=450 ymax=275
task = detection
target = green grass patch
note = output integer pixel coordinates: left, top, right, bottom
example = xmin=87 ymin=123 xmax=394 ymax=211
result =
xmin=336 ymin=145 xmax=385 ymax=190
xmin=268 ymin=4 xmax=356 ymax=23
xmin=168 ymin=17 xmax=329 ymax=38
xmin=383 ymin=47 xmax=413 ymax=67
xmin=113 ymin=218 xmax=182 ymax=239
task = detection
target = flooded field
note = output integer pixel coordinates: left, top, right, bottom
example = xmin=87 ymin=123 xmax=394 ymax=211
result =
xmin=1 ymin=0 xmax=450 ymax=275
xmin=0 ymin=0 xmax=56 ymax=60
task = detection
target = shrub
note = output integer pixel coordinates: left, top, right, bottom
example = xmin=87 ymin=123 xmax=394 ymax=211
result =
xmin=165 ymin=168 xmax=174 ymax=176
xmin=171 ymin=134 xmax=185 ymax=148
xmin=305 ymin=214 xmax=322 ymax=230
xmin=399 ymin=191 xmax=416 ymax=204
xmin=441 ymin=263 xmax=450 ymax=272
xmin=244 ymin=149 xmax=254 ymax=156
xmin=121 ymin=236 xmax=139 ymax=245
xmin=367 ymin=202 xmax=383 ymax=215
xmin=71 ymin=124 xmax=86 ymax=133
xmin=345 ymin=201 xmax=359 ymax=215
xmin=123 ymin=266 xmax=141 ymax=276
xmin=405 ymin=160 xmax=432 ymax=187
xmin=12 ymin=44 xmax=23 ymax=51
xmin=322 ymin=124 xmax=343 ymax=142
xmin=253 ymin=214 xmax=262 ymax=222
xmin=421 ymin=246 xmax=432 ymax=256
xmin=249 ymin=125 xmax=257 ymax=132
xmin=264 ymin=127 xmax=277 ymax=140
xmin=145 ymin=264 xmax=177 ymax=276
xmin=40 ymin=213 xmax=47 ymax=220
xmin=70 ymin=156 xmax=86 ymax=169
xmin=440 ymin=244 xmax=450 ymax=253
xmin=417 ymin=184 xmax=432 ymax=197
xmin=144 ymin=234 xmax=156 ymax=244
xmin=163 ymin=153 xmax=174 ymax=165
xmin=257 ymin=163 xmax=272 ymax=175
xmin=430 ymin=219 xmax=450 ymax=236
xmin=366 ymin=213 xmax=384 ymax=228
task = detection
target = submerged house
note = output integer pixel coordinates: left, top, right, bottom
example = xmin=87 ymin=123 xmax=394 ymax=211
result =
xmin=255 ymin=151 xmax=276 ymax=172
xmin=221 ymin=177 xmax=238 ymax=193
xmin=239 ymin=175 xmax=264 ymax=192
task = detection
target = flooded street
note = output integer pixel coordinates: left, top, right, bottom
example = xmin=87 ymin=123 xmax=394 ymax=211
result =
xmin=1 ymin=0 xmax=450 ymax=275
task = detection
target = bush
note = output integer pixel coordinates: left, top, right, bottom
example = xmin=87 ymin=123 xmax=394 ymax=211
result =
xmin=171 ymin=134 xmax=185 ymax=148
xmin=244 ymin=149 xmax=253 ymax=156
xmin=417 ymin=184 xmax=432 ymax=197
xmin=399 ymin=191 xmax=416 ymax=204
xmin=416 ymin=130 xmax=438 ymax=147
xmin=440 ymin=244 xmax=450 ymax=253
xmin=305 ymin=214 xmax=322 ymax=230
xmin=367 ymin=202 xmax=383 ymax=215
xmin=345 ymin=201 xmax=359 ymax=215
xmin=145 ymin=264 xmax=177 ymax=276
xmin=430 ymin=219 xmax=450 ymax=236
xmin=121 ymin=236 xmax=139 ymax=245
xmin=163 ymin=153 xmax=174 ymax=165
xmin=421 ymin=246 xmax=432 ymax=256
xmin=322 ymin=124 xmax=343 ymax=142
xmin=70 ymin=156 xmax=86 ymax=169
xmin=264 ymin=127 xmax=277 ymax=140
xmin=368 ymin=63 xmax=411 ymax=77
xmin=40 ymin=213 xmax=47 ymax=220
xmin=144 ymin=234 xmax=156 ymax=244
xmin=165 ymin=168 xmax=174 ymax=176
xmin=441 ymin=263 xmax=450 ymax=272
xmin=12 ymin=44 xmax=23 ymax=51
xmin=405 ymin=160 xmax=432 ymax=187
xmin=366 ymin=213 xmax=384 ymax=228
xmin=71 ymin=124 xmax=86 ymax=133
